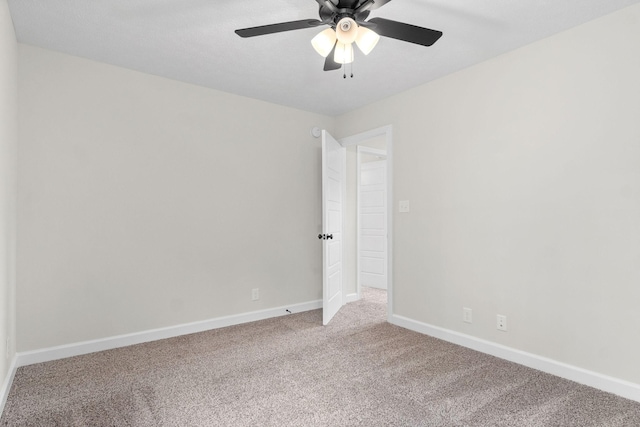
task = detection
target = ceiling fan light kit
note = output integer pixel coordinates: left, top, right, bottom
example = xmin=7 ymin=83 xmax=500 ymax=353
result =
xmin=311 ymin=28 xmax=337 ymax=57
xmin=354 ymin=26 xmax=380 ymax=55
xmin=334 ymin=41 xmax=355 ymax=64
xmin=311 ymin=20 xmax=379 ymax=64
xmin=235 ymin=0 xmax=443 ymax=73
xmin=335 ymin=17 xmax=358 ymax=44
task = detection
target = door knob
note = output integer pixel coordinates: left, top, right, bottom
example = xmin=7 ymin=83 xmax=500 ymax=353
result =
xmin=317 ymin=234 xmax=334 ymax=240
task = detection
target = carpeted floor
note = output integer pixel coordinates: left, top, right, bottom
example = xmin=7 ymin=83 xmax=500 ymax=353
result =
xmin=2 ymin=287 xmax=640 ymax=426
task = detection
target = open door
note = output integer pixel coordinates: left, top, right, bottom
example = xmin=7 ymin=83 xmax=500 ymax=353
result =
xmin=321 ymin=130 xmax=346 ymax=325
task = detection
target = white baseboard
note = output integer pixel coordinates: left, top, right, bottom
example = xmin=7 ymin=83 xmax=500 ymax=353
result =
xmin=0 ymin=356 xmax=18 ymax=418
xmin=362 ymin=284 xmax=388 ymax=290
xmin=9 ymin=304 xmax=637 ymax=410
xmin=16 ymin=300 xmax=322 ymax=368
xmin=345 ymin=292 xmax=359 ymax=303
xmin=390 ymin=314 xmax=640 ymax=403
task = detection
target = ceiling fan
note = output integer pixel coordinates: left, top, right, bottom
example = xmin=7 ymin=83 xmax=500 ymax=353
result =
xmin=235 ymin=0 xmax=443 ymax=72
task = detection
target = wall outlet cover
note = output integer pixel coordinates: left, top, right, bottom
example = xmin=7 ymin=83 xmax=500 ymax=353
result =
xmin=497 ymin=314 xmax=507 ymax=331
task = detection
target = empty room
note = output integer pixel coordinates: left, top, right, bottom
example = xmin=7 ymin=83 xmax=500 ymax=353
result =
xmin=1 ymin=0 xmax=640 ymax=425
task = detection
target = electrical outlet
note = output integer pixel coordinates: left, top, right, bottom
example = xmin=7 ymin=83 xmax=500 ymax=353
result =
xmin=497 ymin=314 xmax=507 ymax=331
xmin=463 ymin=308 xmax=472 ymax=324
xmin=251 ymin=288 xmax=259 ymax=301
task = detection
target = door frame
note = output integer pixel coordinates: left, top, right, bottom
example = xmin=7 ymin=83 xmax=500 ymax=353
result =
xmin=357 ymin=146 xmax=387 ymax=294
xmin=339 ymin=125 xmax=393 ymax=321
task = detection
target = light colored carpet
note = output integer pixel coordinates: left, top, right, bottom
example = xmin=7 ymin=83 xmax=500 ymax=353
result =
xmin=2 ymin=287 xmax=640 ymax=426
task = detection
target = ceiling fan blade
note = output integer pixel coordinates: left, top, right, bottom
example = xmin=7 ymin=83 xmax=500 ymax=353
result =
xmin=366 ymin=17 xmax=442 ymax=46
xmin=235 ymin=19 xmax=324 ymax=38
xmin=323 ymin=43 xmax=342 ymax=71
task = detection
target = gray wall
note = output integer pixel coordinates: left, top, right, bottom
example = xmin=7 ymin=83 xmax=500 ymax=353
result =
xmin=17 ymin=45 xmax=334 ymax=351
xmin=0 ymin=0 xmax=17 ymax=393
xmin=337 ymin=4 xmax=640 ymax=384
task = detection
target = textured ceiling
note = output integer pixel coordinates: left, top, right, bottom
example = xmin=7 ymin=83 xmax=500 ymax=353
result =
xmin=8 ymin=0 xmax=640 ymax=116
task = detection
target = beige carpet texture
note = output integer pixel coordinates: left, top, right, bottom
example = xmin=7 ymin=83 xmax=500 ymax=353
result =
xmin=2 ymin=288 xmax=639 ymax=426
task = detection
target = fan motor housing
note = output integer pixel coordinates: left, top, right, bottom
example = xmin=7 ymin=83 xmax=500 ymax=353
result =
xmin=319 ymin=5 xmax=361 ymax=28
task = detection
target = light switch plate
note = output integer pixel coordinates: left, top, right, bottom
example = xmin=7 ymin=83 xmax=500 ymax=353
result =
xmin=399 ymin=200 xmax=410 ymax=213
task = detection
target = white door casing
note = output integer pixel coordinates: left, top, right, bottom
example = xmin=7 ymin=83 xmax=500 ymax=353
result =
xmin=322 ymin=130 xmax=346 ymax=325
xmin=358 ymin=153 xmax=387 ymax=289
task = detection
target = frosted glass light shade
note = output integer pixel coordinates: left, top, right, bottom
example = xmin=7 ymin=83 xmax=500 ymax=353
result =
xmin=311 ymin=28 xmax=337 ymax=57
xmin=355 ymin=26 xmax=380 ymax=55
xmin=335 ymin=18 xmax=358 ymax=44
xmin=334 ymin=41 xmax=354 ymax=64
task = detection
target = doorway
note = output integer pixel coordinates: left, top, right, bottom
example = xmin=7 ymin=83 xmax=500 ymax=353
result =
xmin=339 ymin=125 xmax=393 ymax=321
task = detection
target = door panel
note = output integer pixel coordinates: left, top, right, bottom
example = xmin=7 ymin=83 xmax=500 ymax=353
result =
xmin=359 ymin=159 xmax=387 ymax=290
xmin=361 ymin=191 xmax=384 ymax=207
xmin=361 ymin=235 xmax=385 ymax=252
xmin=361 ymin=212 xmax=385 ymax=229
xmin=322 ymin=130 xmax=345 ymax=325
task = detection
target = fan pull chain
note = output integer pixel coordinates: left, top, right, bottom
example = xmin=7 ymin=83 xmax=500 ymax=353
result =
xmin=343 ymin=60 xmax=354 ymax=79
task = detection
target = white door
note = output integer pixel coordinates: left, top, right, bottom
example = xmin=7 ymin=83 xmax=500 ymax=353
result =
xmin=321 ymin=130 xmax=346 ymax=325
xmin=359 ymin=158 xmax=387 ymax=289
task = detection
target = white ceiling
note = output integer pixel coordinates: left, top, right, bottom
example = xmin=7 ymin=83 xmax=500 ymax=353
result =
xmin=8 ymin=0 xmax=640 ymax=116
